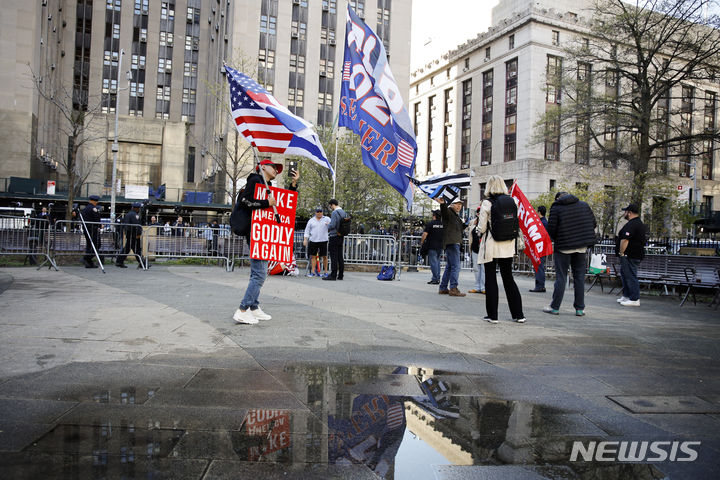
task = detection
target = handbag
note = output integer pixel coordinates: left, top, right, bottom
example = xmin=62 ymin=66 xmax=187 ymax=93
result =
xmin=589 ymin=253 xmax=609 ymax=274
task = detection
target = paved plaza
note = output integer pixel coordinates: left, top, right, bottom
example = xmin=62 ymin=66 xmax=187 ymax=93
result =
xmin=0 ymin=264 xmax=718 ymax=479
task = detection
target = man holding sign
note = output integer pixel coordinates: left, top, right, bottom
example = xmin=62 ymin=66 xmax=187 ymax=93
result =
xmin=233 ymin=159 xmax=299 ymax=325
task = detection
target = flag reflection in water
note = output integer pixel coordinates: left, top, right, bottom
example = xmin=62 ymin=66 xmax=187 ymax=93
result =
xmin=328 ymin=394 xmax=407 ymax=477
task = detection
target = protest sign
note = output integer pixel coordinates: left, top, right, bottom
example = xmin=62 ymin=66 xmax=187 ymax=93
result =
xmin=249 ymin=185 xmax=297 ymax=263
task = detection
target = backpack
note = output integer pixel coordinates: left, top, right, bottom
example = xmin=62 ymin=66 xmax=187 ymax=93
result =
xmin=377 ymin=264 xmax=396 ymax=281
xmin=338 ymin=212 xmax=352 ymax=236
xmin=229 ymin=184 xmax=250 ymax=236
xmin=489 ymin=194 xmax=519 ymax=241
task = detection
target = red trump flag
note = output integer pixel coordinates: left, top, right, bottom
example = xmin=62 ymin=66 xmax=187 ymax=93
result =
xmin=510 ymin=182 xmax=553 ymax=272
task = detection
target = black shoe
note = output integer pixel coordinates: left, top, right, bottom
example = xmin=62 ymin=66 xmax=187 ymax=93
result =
xmin=322 ymin=276 xmax=336 ymax=281
xmin=529 ymin=288 xmax=546 ymax=292
xmin=115 ymin=263 xmax=127 ymax=268
xmin=84 ymin=263 xmax=98 ymax=269
xmin=337 ymin=277 xmax=343 ymax=280
xmin=427 ymin=280 xmax=440 ymax=284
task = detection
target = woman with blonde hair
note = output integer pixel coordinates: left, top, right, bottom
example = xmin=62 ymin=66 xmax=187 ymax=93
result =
xmin=476 ymin=175 xmax=525 ymax=323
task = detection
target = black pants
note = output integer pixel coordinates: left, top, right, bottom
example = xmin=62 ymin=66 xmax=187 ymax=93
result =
xmin=484 ymin=257 xmax=524 ymax=320
xmin=116 ymin=234 xmax=141 ymax=264
xmin=83 ymin=229 xmax=100 ymax=264
xmin=328 ymin=235 xmax=344 ymax=279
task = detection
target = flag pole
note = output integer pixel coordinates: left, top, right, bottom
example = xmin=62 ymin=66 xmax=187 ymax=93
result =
xmin=252 ymin=148 xmax=282 ymax=224
xmin=333 ymin=131 xmax=338 ymax=197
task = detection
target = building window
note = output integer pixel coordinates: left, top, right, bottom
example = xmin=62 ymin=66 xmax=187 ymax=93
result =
xmin=504 ymin=115 xmax=516 ymax=134
xmin=552 ymin=30 xmax=560 ymax=45
xmin=427 ymin=95 xmax=436 ymax=172
xmin=504 ymin=59 xmax=517 ymax=162
xmin=461 ymin=79 xmax=472 ymax=170
xmin=443 ymin=88 xmax=453 ymax=172
xmin=485 ymin=47 xmax=491 ymax=59
xmin=289 ymin=88 xmax=305 ymax=107
xmin=413 ymin=102 xmax=420 ymax=137
xmin=481 ymin=69 xmax=493 ymax=166
xmin=703 ymin=91 xmax=716 ymax=179
xmin=349 ymin=0 xmax=364 ymax=18
xmin=508 ymin=34 xmax=514 ymax=49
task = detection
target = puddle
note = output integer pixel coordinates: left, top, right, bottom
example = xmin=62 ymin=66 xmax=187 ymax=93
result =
xmin=4 ymin=363 xmax=669 ymax=479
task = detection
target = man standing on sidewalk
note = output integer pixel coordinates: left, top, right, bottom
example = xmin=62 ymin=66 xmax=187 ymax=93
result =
xmin=81 ymin=195 xmax=102 ymax=268
xmin=304 ymin=207 xmax=330 ymax=277
xmin=437 ymin=198 xmax=466 ymax=297
xmin=616 ymin=203 xmax=646 ymax=307
xmin=420 ymin=210 xmax=443 ymax=285
xmin=543 ymin=192 xmax=597 ymax=317
xmin=232 ymin=160 xmax=299 ymax=324
xmin=115 ymin=202 xmax=143 ymax=268
xmin=323 ymin=199 xmax=347 ymax=281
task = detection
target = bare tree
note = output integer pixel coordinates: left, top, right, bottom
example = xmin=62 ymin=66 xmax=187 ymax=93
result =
xmin=192 ymin=52 xmax=258 ymax=204
xmin=31 ymin=67 xmax=107 ymax=220
xmin=534 ymin=0 xmax=720 ymax=210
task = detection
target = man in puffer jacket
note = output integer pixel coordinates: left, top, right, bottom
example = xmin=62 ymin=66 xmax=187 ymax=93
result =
xmin=543 ymin=192 xmax=597 ymax=317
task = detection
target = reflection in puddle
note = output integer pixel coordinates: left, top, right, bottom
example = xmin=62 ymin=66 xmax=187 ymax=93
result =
xmin=10 ymin=364 xmax=668 ymax=479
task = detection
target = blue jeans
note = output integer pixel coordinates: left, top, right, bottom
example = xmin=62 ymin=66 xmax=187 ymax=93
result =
xmin=620 ymin=256 xmax=641 ymax=301
xmin=428 ymin=249 xmax=441 ymax=282
xmin=534 ymin=256 xmax=546 ymax=289
xmin=241 ymin=257 xmax=268 ymax=310
xmin=440 ymin=244 xmax=461 ymax=290
xmin=551 ymin=251 xmax=587 ymax=310
xmin=471 ymin=251 xmax=485 ymax=291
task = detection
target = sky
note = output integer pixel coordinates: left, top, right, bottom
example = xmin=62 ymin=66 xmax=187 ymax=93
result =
xmin=411 ymin=0 xmax=500 ymax=70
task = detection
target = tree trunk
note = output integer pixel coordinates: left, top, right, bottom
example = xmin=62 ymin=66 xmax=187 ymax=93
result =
xmin=65 ymin=170 xmax=76 ymax=223
xmin=630 ymin=170 xmax=647 ymax=212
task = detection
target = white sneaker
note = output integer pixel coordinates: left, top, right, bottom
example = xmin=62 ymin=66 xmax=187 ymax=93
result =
xmin=251 ymin=307 xmax=272 ymax=320
xmin=620 ymin=299 xmax=640 ymax=307
xmin=233 ymin=308 xmax=259 ymax=324
xmin=617 ymin=296 xmax=629 ymax=303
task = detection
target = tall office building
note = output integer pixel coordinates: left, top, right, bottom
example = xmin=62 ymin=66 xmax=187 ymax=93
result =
xmin=0 ymin=0 xmax=411 ymax=205
xmin=409 ymin=0 xmax=720 ymax=222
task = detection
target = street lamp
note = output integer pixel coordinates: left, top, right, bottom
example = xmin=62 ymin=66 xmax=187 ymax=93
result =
xmin=110 ymin=49 xmax=129 ymax=223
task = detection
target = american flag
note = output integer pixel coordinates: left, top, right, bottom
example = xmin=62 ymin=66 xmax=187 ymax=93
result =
xmin=396 ymin=139 xmax=414 ymax=167
xmin=226 ymin=65 xmax=334 ymax=176
xmin=407 ymin=172 xmax=471 ymax=202
xmin=385 ymin=402 xmax=405 ymax=430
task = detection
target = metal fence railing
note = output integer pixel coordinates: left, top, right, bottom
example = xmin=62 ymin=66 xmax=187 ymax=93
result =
xmin=51 ymin=220 xmax=125 ymax=264
xmin=3 ymin=215 xmax=719 ymax=280
xmin=0 ymin=215 xmax=57 ymax=270
xmin=342 ymin=234 xmax=398 ymax=266
xmin=145 ymin=225 xmax=234 ymax=271
xmin=397 ymin=235 xmax=474 ymax=272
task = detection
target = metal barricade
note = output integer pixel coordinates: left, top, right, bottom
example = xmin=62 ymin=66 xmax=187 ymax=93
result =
xmin=145 ymin=225 xmax=232 ymax=271
xmin=343 ymin=234 xmax=397 ymax=266
xmin=51 ymin=220 xmax=123 ymax=266
xmin=398 ymin=235 xmax=474 ymax=271
xmin=0 ymin=215 xmax=57 ymax=270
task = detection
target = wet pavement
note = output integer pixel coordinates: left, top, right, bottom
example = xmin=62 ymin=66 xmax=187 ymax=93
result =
xmin=0 ymin=265 xmax=719 ymax=479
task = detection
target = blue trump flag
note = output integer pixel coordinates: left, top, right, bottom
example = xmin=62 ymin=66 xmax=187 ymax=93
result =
xmin=339 ymin=5 xmax=417 ymax=210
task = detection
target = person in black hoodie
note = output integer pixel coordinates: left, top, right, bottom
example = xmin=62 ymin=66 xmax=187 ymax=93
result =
xmin=543 ymin=192 xmax=597 ymax=317
xmin=232 ymin=159 xmax=299 ymax=325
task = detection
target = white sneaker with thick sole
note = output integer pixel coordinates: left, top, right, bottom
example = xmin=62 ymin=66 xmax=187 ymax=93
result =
xmin=617 ymin=296 xmax=629 ymax=303
xmin=620 ymin=299 xmax=640 ymax=307
xmin=251 ymin=307 xmax=272 ymax=320
xmin=233 ymin=309 xmax=259 ymax=324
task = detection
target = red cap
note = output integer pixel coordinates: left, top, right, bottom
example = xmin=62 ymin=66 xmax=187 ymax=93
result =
xmin=256 ymin=159 xmax=283 ymax=173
